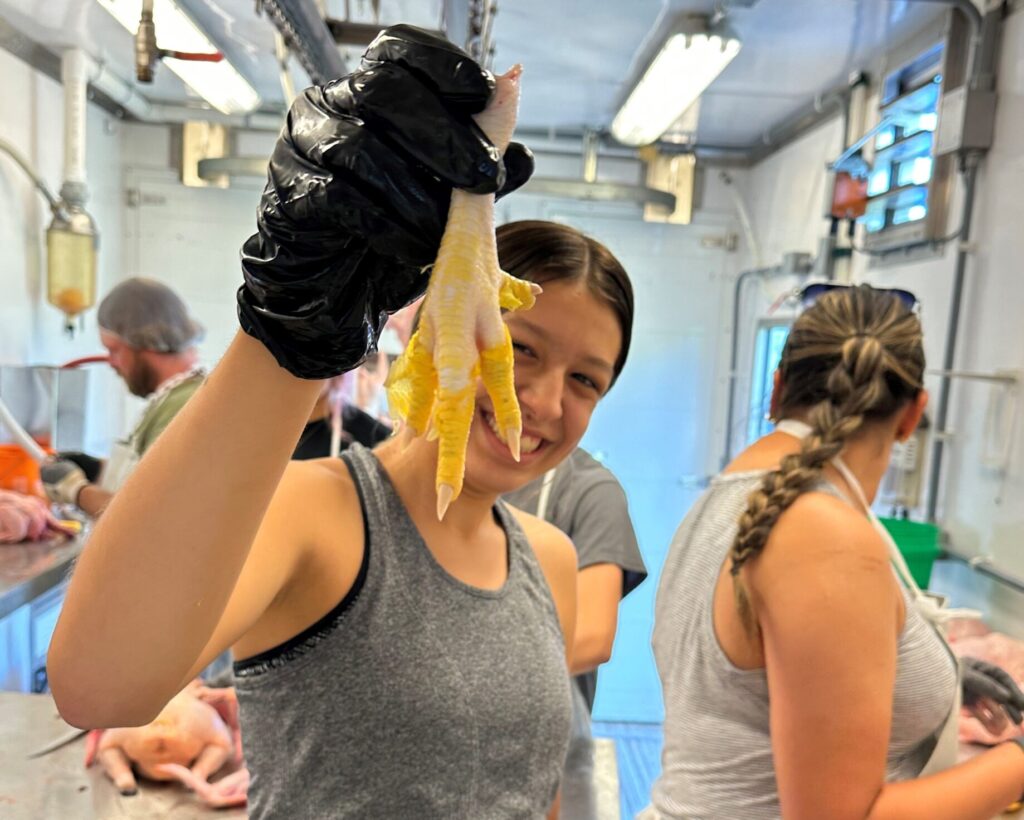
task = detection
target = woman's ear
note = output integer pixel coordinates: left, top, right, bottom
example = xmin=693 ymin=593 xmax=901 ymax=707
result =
xmin=768 ymin=370 xmax=783 ymax=422
xmin=896 ymin=391 xmax=929 ymax=442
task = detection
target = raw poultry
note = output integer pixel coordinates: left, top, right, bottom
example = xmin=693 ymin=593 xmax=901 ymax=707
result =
xmin=949 ymin=624 xmax=1024 ymax=746
xmin=0 ymin=489 xmax=74 ymax=543
xmin=85 ymin=679 xmax=243 ymax=806
xmin=386 ymin=65 xmax=539 ymax=520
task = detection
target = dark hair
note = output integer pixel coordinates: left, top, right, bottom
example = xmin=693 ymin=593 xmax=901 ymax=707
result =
xmin=496 ymin=220 xmax=634 ymax=385
xmin=730 ymin=285 xmax=925 ymax=631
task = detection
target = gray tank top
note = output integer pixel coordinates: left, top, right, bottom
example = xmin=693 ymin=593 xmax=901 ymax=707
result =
xmin=650 ymin=470 xmax=958 ymax=819
xmin=233 ymin=444 xmax=572 ymax=819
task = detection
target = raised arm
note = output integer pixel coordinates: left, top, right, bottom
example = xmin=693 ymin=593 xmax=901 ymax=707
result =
xmin=50 ymin=337 xmax=320 ymax=727
xmin=48 ymin=24 xmax=533 ymax=729
xmin=756 ymin=495 xmax=1024 ymax=820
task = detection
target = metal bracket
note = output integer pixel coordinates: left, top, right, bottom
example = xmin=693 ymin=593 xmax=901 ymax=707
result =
xmin=182 ymin=122 xmax=230 ymax=188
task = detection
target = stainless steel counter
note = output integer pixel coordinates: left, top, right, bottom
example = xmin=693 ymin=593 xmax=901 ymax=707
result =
xmin=0 ymin=692 xmax=246 ymax=819
xmin=0 ymin=533 xmax=84 ymax=621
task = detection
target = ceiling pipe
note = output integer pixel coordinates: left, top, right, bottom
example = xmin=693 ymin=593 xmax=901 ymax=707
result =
xmin=258 ymin=0 xmax=348 ymax=84
xmin=746 ymin=72 xmax=868 ymax=166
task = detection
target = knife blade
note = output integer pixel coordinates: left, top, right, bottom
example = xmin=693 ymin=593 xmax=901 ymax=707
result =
xmin=26 ymin=726 xmax=88 ymax=758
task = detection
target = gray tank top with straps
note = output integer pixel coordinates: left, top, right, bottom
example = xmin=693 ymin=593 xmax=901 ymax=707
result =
xmin=649 ymin=470 xmax=958 ymax=820
xmin=233 ymin=444 xmax=572 ymax=819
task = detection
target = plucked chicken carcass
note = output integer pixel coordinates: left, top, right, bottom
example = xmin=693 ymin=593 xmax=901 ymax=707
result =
xmin=85 ymin=680 xmax=241 ymax=805
xmin=0 ymin=490 xmax=73 ymax=543
xmin=952 ymin=631 xmax=1024 ymax=745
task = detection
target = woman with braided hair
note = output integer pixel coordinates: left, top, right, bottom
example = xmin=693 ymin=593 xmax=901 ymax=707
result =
xmin=643 ymin=285 xmax=1024 ymax=819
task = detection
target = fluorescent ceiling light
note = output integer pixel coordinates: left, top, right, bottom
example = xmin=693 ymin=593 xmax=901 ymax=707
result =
xmin=612 ymin=18 xmax=741 ymax=147
xmin=95 ymin=0 xmax=260 ymax=114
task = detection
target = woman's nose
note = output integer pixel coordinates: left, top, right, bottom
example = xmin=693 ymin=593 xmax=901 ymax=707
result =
xmin=517 ymin=369 xmax=563 ymax=424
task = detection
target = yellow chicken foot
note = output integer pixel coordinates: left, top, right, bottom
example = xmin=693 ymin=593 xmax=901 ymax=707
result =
xmin=385 ymin=65 xmax=533 ymax=520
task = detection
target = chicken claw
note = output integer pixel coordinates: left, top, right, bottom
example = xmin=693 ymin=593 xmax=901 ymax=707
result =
xmin=385 ymin=66 xmax=534 ymax=519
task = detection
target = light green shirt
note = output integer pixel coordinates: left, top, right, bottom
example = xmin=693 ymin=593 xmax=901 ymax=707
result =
xmin=132 ymin=373 xmax=203 ymax=457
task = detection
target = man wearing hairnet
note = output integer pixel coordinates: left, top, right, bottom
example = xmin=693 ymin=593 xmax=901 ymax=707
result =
xmin=41 ymin=278 xmax=205 ymax=517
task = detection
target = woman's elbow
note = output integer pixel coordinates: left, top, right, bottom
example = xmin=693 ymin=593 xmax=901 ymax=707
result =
xmin=571 ymin=630 xmax=615 ymax=674
xmin=51 ymin=685 xmax=161 ymax=730
xmin=48 ymin=653 xmax=161 ymax=729
xmin=592 ymin=638 xmax=614 ymax=668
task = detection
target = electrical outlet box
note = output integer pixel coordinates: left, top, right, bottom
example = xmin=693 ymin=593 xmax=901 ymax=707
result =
xmin=935 ymin=86 xmax=997 ymax=156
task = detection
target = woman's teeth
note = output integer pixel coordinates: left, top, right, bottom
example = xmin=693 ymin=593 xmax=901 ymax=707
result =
xmin=485 ymin=412 xmax=541 ymax=454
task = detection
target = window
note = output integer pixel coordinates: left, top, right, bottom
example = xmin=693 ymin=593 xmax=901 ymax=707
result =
xmin=856 ymin=6 xmax=974 ymax=256
xmin=861 ymin=44 xmax=943 ymax=238
xmin=746 ymin=322 xmax=791 ymax=445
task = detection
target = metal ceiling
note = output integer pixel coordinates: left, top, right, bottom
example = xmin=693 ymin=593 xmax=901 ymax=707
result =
xmin=0 ymin=0 xmax=948 ymax=149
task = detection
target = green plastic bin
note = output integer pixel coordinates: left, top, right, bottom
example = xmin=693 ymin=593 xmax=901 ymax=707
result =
xmin=879 ymin=517 xmax=941 ymax=589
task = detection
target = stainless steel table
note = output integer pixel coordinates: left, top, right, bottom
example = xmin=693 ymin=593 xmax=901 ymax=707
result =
xmin=0 ymin=532 xmax=84 ymax=621
xmin=0 ymin=692 xmax=246 ymax=819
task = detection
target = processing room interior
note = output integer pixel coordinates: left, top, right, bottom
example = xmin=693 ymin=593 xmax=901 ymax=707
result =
xmin=4 ymin=0 xmax=1024 ymax=818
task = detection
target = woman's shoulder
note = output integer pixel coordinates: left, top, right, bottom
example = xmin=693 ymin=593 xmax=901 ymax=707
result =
xmin=506 ymin=506 xmax=577 ymax=650
xmin=279 ymin=455 xmax=356 ymax=496
xmin=751 ymin=491 xmax=893 ymax=604
xmin=267 ymin=457 xmax=363 ymax=547
xmin=773 ymin=491 xmax=886 ymax=561
xmin=507 ymin=506 xmax=577 ymax=580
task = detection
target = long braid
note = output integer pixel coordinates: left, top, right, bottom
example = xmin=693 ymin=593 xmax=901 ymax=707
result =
xmin=730 ymin=288 xmax=924 ymax=632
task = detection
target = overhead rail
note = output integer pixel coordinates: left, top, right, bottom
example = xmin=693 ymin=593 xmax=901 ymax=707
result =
xmin=257 ymin=0 xmax=348 ymax=85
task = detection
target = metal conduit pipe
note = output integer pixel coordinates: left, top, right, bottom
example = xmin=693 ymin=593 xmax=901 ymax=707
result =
xmin=747 ymin=72 xmax=867 ymax=166
xmin=925 ymin=155 xmax=981 ymax=521
xmin=943 ymin=545 xmax=1024 ymax=596
xmin=920 ymin=4 xmax=999 ymax=521
xmin=906 ymin=0 xmax=984 ymax=86
xmin=907 ymin=0 xmax=982 ymax=32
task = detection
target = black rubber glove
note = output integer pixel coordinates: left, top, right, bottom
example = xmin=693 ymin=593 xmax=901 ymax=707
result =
xmin=962 ymin=657 xmax=1024 ymax=725
xmin=57 ymin=452 xmax=103 ymax=483
xmin=238 ymin=24 xmax=535 ymax=378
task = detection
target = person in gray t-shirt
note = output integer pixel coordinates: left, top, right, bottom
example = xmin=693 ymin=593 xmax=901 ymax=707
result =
xmin=506 ymin=447 xmax=646 ymax=820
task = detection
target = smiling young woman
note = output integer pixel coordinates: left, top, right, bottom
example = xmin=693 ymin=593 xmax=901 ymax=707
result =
xmin=462 ymin=220 xmax=631 ymax=499
xmin=48 ymin=200 xmax=634 ymax=818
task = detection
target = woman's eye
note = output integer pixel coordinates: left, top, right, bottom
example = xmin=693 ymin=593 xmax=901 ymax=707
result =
xmin=572 ymin=373 xmax=600 ymax=392
xmin=512 ymin=342 xmax=535 ymax=357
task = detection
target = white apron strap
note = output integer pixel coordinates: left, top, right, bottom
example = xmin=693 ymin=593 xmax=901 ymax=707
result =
xmin=535 ymin=468 xmax=558 ymax=522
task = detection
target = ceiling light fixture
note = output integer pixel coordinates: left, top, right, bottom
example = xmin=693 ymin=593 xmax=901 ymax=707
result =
xmin=611 ymin=13 xmax=741 ymax=147
xmin=95 ymin=0 xmax=260 ymax=114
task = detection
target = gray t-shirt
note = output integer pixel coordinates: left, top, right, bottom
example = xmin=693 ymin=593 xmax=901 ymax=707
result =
xmin=505 ymin=448 xmax=647 ymax=709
